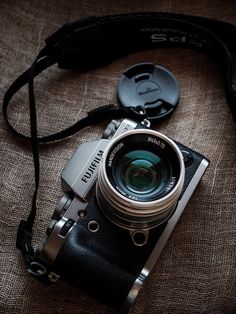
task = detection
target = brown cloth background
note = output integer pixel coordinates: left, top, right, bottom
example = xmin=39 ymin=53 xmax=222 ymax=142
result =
xmin=0 ymin=1 xmax=235 ymax=313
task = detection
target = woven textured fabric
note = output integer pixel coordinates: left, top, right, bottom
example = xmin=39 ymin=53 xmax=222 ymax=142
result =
xmin=0 ymin=1 xmax=236 ymax=313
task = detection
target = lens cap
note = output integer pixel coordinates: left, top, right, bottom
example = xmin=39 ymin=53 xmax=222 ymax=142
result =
xmin=117 ymin=63 xmax=180 ymax=122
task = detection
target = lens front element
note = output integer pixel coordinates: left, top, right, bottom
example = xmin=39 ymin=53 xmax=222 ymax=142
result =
xmin=97 ymin=129 xmax=185 ymax=230
xmin=117 ymin=150 xmax=169 ymax=197
xmin=124 ymin=152 xmax=159 ymax=193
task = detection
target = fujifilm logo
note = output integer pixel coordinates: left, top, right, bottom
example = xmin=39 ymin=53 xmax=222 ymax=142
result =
xmin=81 ymin=150 xmax=103 ymax=183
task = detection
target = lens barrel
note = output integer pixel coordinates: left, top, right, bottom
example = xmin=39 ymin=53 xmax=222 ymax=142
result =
xmin=96 ymin=129 xmax=185 ymax=230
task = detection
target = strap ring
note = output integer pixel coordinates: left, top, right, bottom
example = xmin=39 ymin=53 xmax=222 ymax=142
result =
xmin=28 ymin=261 xmax=47 ymax=277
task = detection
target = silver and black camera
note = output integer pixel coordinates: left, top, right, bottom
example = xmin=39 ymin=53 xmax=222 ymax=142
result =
xmin=40 ymin=118 xmax=209 ymax=310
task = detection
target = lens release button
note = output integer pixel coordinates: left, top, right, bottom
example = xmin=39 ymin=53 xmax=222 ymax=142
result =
xmin=181 ymin=150 xmax=194 ymax=167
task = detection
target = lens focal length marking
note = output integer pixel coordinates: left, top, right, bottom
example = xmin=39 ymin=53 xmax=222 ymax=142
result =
xmin=147 ymin=136 xmax=166 ymax=149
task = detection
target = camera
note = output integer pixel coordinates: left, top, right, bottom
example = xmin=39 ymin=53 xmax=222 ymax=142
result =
xmin=40 ymin=118 xmax=209 ymax=310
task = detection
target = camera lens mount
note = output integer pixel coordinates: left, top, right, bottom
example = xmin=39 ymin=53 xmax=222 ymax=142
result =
xmin=96 ymin=129 xmax=185 ymax=231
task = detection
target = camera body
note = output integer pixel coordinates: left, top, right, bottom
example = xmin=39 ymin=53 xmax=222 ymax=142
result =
xmin=40 ymin=118 xmax=209 ymax=310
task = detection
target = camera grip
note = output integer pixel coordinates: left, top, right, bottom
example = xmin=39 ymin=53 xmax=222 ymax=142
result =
xmin=52 ymin=224 xmax=136 ymax=309
xmin=51 ymin=198 xmax=165 ymax=309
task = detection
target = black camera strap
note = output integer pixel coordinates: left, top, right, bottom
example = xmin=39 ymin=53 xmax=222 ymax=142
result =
xmin=2 ymin=12 xmax=236 ymax=275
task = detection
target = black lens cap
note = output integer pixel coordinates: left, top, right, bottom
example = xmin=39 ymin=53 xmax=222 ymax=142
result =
xmin=117 ymin=63 xmax=180 ymax=122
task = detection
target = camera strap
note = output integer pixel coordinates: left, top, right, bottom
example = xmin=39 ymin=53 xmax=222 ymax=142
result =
xmin=2 ymin=12 xmax=236 ymax=276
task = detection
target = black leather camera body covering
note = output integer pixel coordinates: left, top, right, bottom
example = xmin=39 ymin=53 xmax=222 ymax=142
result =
xmin=50 ymin=139 xmax=206 ymax=310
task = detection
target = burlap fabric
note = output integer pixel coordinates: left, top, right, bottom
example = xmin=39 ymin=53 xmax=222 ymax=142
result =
xmin=0 ymin=1 xmax=235 ymax=313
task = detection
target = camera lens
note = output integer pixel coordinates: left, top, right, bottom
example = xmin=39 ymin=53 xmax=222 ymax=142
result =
xmin=97 ymin=129 xmax=185 ymax=230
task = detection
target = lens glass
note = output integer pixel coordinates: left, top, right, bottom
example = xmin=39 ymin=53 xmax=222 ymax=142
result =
xmin=113 ymin=148 xmax=172 ymax=201
xmin=119 ymin=150 xmax=167 ymax=194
